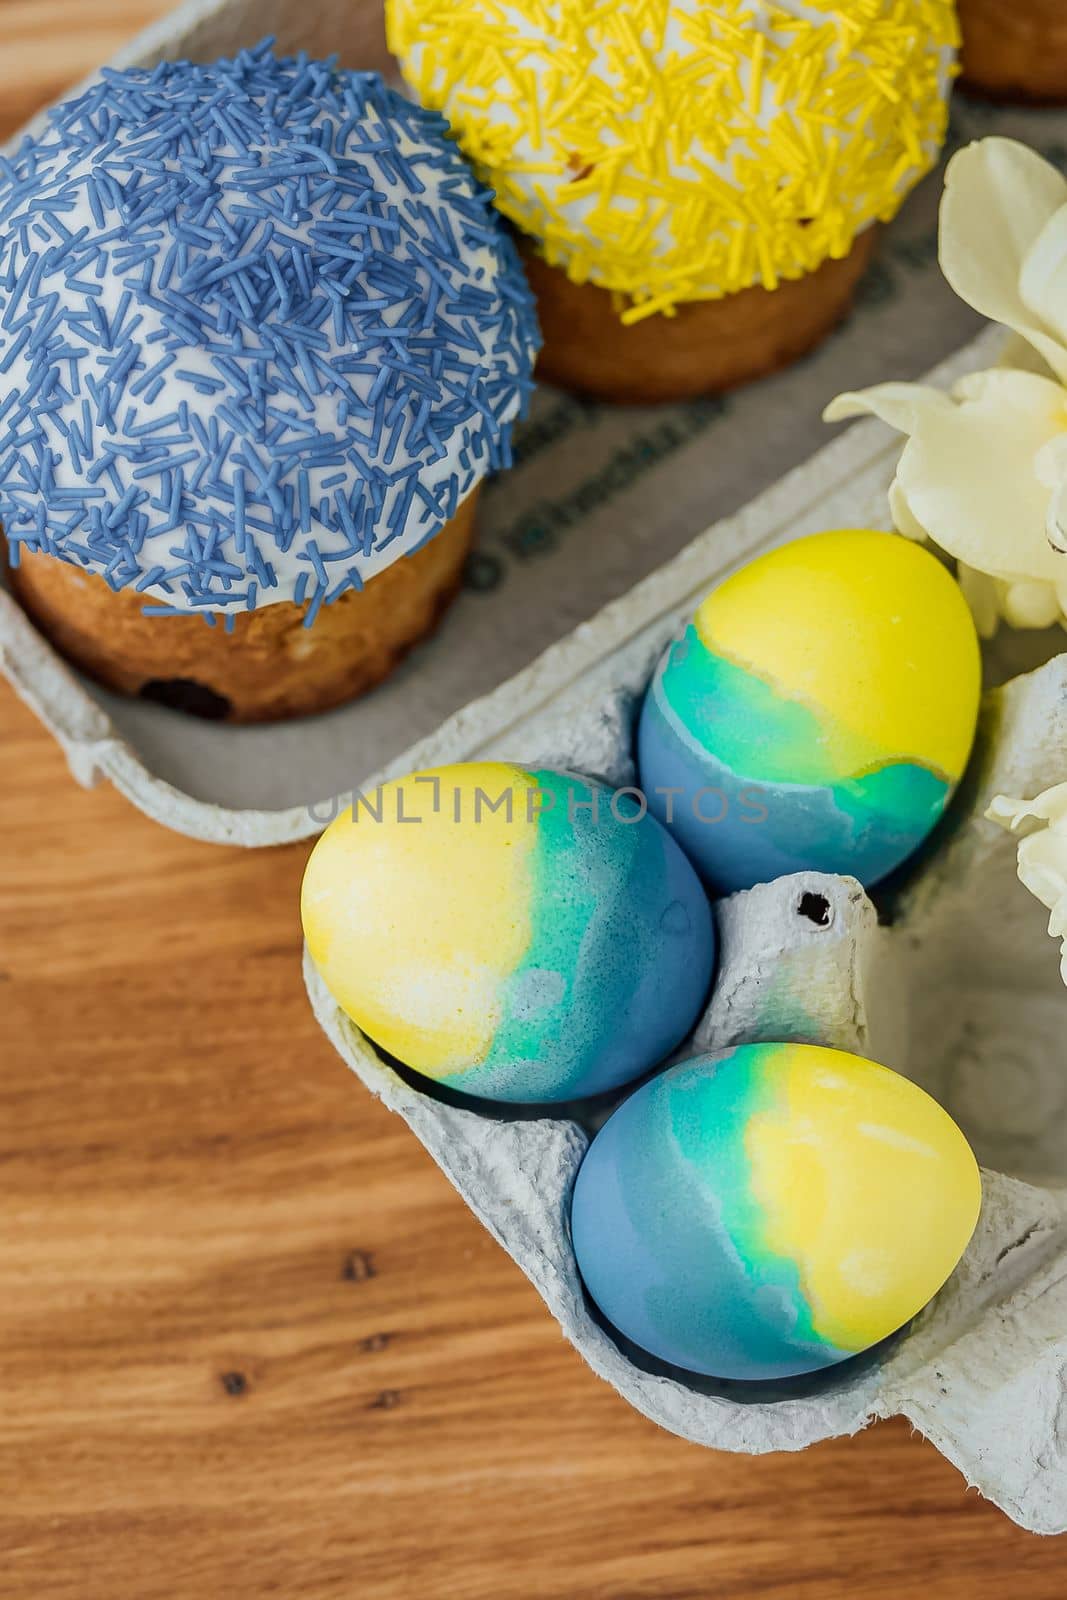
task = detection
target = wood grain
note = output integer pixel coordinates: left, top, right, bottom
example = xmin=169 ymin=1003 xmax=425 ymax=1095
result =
xmin=1 ymin=8 xmax=1065 ymax=1597
xmin=0 ymin=3 xmax=175 ymax=137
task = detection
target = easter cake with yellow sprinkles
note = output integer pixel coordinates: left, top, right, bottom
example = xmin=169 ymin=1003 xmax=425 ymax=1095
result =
xmin=388 ymin=0 xmax=958 ymax=400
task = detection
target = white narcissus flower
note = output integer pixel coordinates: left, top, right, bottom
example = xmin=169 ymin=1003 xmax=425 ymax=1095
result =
xmin=939 ymin=139 xmax=1067 ymax=386
xmin=826 ymin=370 xmax=1067 ymax=635
xmin=825 ymin=138 xmax=1067 ymax=635
xmin=987 ymin=786 xmax=1067 ymax=986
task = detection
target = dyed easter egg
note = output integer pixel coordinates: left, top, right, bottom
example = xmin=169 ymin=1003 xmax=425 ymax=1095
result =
xmin=302 ymin=762 xmax=715 ymax=1103
xmin=571 ymin=1043 xmax=982 ymax=1381
xmin=637 ymin=529 xmax=981 ymax=892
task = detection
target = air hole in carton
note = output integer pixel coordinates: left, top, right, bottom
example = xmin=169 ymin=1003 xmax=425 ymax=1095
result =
xmin=797 ymin=892 xmax=832 ymax=927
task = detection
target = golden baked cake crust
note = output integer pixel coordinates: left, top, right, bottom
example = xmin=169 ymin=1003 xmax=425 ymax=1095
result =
xmin=520 ymin=229 xmax=878 ymax=404
xmin=6 ymin=491 xmax=478 ymax=724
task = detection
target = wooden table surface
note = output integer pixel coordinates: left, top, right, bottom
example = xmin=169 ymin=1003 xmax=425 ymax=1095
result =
xmin=1 ymin=6 xmax=1065 ymax=1596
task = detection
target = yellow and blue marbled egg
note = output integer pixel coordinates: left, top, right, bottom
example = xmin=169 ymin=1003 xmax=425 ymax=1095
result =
xmin=571 ymin=1043 xmax=981 ymax=1381
xmin=637 ymin=529 xmax=981 ymax=892
xmin=302 ymin=762 xmax=715 ymax=1104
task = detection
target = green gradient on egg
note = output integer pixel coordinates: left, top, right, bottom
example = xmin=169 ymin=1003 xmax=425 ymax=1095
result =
xmin=689 ymin=528 xmax=979 ymax=786
xmin=664 ymin=1043 xmax=827 ymax=1359
xmin=660 ymin=636 xmax=947 ymax=785
xmin=658 ymin=629 xmax=951 ymax=842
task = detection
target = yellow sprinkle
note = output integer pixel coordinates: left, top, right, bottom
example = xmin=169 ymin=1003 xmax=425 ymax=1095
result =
xmin=387 ymin=0 xmax=956 ymax=311
xmin=748 ymin=31 xmax=765 ymax=116
xmin=755 ymin=230 xmax=779 ymax=292
xmin=726 ymin=217 xmax=747 ymax=283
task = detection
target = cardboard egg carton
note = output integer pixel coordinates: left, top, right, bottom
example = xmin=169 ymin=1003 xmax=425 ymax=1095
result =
xmin=3 ymin=0 xmax=1067 ymax=1533
xmin=305 ymin=597 xmax=1067 ymax=1538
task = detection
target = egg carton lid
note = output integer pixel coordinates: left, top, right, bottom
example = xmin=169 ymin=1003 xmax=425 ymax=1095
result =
xmin=3 ymin=0 xmax=1066 ymax=845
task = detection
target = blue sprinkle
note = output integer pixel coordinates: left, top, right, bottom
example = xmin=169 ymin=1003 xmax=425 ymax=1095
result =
xmin=302 ymin=580 xmax=327 ymax=629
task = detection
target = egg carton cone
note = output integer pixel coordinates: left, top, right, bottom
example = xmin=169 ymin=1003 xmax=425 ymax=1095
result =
xmin=5 ymin=0 xmax=1067 ymax=842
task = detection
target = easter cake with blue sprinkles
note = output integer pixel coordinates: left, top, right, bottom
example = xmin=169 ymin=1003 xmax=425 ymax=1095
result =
xmin=0 ymin=41 xmax=539 ymax=721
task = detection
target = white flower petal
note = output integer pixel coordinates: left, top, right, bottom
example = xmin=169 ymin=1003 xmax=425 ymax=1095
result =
xmin=986 ymin=794 xmax=1026 ymax=830
xmin=1001 ymin=579 xmax=1063 ymax=629
xmin=823 ymin=383 xmax=952 ymax=434
xmin=1045 ymin=477 xmax=1067 ymax=555
xmin=1020 ymin=203 xmax=1067 ymax=352
xmin=1033 ymin=434 xmax=1067 ymax=488
xmin=940 ymin=139 xmax=1067 ymax=384
xmin=1017 ymin=837 xmax=1067 ymax=912
xmin=989 ymin=787 xmax=1067 ymax=987
xmin=996 ymin=331 xmax=1059 ymax=379
xmin=988 ymin=784 xmax=1067 ymax=829
xmin=957 ymin=563 xmax=1003 ymax=638
xmin=893 ymin=369 xmax=1067 ymax=585
xmin=1037 ymin=438 xmax=1067 ymax=553
xmin=888 ymin=477 xmax=927 ymax=543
